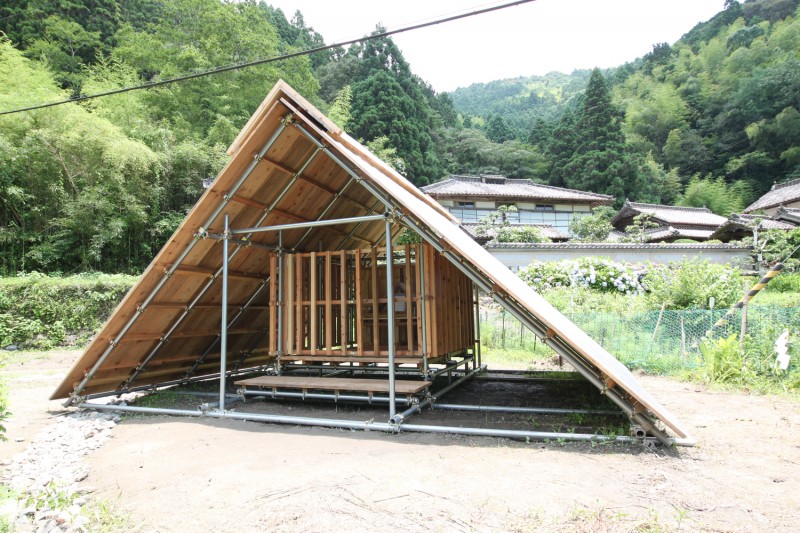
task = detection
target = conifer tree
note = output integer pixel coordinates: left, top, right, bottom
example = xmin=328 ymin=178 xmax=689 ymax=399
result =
xmin=563 ymin=69 xmax=646 ymax=202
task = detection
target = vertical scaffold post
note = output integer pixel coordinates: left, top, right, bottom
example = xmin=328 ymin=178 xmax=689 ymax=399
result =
xmin=219 ymin=214 xmax=230 ymax=411
xmin=277 ymin=230 xmax=284 ymax=369
xmin=385 ymin=215 xmax=396 ymax=419
xmin=418 ymin=243 xmax=429 ymax=377
xmin=474 ymin=285 xmax=482 ymax=368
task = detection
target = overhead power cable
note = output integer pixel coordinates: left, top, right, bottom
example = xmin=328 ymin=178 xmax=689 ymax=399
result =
xmin=0 ymin=0 xmax=537 ymax=116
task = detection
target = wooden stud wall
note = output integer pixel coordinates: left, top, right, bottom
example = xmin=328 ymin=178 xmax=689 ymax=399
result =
xmin=273 ymin=243 xmax=473 ymax=364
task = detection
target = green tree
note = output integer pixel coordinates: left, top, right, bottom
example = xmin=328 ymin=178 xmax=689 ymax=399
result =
xmin=568 ymin=206 xmax=615 ymax=242
xmin=562 ymin=69 xmax=646 ymax=202
xmin=678 ymin=176 xmax=751 ymax=215
xmin=348 ymin=30 xmax=444 ymax=185
xmin=486 ymin=115 xmax=514 ymax=143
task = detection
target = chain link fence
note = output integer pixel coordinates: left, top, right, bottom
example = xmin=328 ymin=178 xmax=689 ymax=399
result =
xmin=480 ymin=305 xmax=800 ymax=373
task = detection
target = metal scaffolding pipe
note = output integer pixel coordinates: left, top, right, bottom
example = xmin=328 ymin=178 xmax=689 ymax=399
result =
xmin=385 ymin=216 xmax=397 ymax=419
xmin=474 ymin=285 xmax=482 ymax=369
xmin=432 ymin=404 xmax=622 ymax=416
xmin=64 ymin=119 xmax=291 ymax=407
xmin=288 ymin=119 xmax=686 ymax=447
xmin=398 ymin=423 xmax=643 ymax=443
xmin=276 ymin=231 xmax=284 ymax=362
xmin=77 ymin=401 xmax=686 ymax=445
xmin=418 ymin=243 xmax=429 ymax=376
xmin=391 ymin=364 xmax=483 ymax=424
xmin=230 ymin=214 xmax=386 ymax=235
xmin=219 ymin=214 xmax=230 ymax=411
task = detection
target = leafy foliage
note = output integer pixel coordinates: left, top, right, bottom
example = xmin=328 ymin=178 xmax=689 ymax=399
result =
xmin=642 ymin=258 xmax=744 ymax=309
xmin=519 ymin=257 xmax=642 ymax=294
xmin=760 ymin=227 xmax=800 ymax=270
xmin=568 ymin=206 xmax=615 ymax=242
xmin=475 ymin=206 xmax=551 ymax=244
xmin=0 ymin=272 xmax=136 ymax=349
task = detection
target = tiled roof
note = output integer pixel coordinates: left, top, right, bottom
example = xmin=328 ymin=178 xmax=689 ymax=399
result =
xmin=744 ymin=178 xmax=800 ymax=212
xmin=460 ymin=222 xmax=570 ymax=242
xmin=774 ymin=206 xmax=800 ymax=224
xmin=710 ymin=213 xmax=796 ymax=241
xmin=486 ymin=242 xmax=750 ymax=250
xmin=611 ymin=201 xmax=727 ymax=228
xmin=421 ymin=175 xmax=613 ymax=204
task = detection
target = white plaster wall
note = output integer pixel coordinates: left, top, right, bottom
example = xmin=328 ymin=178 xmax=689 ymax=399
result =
xmin=486 ymin=245 xmax=753 ymax=272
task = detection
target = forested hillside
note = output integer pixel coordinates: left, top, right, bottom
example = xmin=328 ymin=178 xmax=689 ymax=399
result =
xmin=450 ymin=0 xmax=800 ymax=211
xmin=1 ymin=0 xmax=799 ymax=275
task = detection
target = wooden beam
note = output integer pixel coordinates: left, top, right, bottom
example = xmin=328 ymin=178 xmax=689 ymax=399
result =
xmin=269 ymin=254 xmax=277 ymax=354
xmin=170 ymin=265 xmax=266 ymax=281
xmin=296 ymin=253 xmax=303 ymax=351
xmin=371 ymin=247 xmax=379 ymax=356
xmin=355 ymin=249 xmax=363 ymax=354
xmin=147 ymin=302 xmax=268 ymax=310
xmin=117 ymin=327 xmax=265 ymax=343
xmin=340 ymin=250 xmax=347 ymax=355
xmin=310 ymin=252 xmax=317 ymax=355
xmin=325 ymin=252 xmax=333 ymax=354
xmin=404 ymin=244 xmax=413 ymax=352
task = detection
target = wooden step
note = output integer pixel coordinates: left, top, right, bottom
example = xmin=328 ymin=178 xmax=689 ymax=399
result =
xmin=234 ymin=375 xmax=431 ymax=395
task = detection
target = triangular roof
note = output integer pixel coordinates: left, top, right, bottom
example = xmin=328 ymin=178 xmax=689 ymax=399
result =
xmin=744 ymin=178 xmax=800 ymax=212
xmin=710 ymin=213 xmax=796 ymax=242
xmin=774 ymin=206 xmax=800 ymax=225
xmin=422 ymin=175 xmax=613 ymax=206
xmin=611 ymin=200 xmax=726 ymax=229
xmin=53 ymin=81 xmax=690 ymax=443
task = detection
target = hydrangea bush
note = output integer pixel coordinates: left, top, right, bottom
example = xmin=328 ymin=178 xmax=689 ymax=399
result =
xmin=519 ymin=257 xmax=642 ymax=294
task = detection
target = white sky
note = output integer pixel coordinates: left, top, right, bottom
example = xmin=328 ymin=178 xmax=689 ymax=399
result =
xmin=266 ymin=0 xmax=726 ymax=92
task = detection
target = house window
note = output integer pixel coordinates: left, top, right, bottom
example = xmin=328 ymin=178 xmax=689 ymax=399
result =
xmin=535 ymin=204 xmax=555 ymax=212
xmin=458 ymin=201 xmax=475 ymax=208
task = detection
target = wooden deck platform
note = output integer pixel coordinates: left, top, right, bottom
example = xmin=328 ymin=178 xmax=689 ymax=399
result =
xmin=234 ymin=375 xmax=432 ymax=395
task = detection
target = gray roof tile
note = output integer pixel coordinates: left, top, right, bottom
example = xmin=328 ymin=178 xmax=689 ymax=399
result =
xmin=422 ymin=175 xmax=613 ymax=204
xmin=744 ymin=178 xmax=800 ymax=212
xmin=460 ymin=222 xmax=569 ymax=241
xmin=612 ymin=201 xmax=727 ymax=227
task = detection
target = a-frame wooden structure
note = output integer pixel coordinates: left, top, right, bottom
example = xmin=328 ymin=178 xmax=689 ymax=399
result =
xmin=53 ymin=81 xmax=693 ymax=446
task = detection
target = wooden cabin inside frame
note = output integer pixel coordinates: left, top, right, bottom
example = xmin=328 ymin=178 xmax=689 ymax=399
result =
xmin=52 ymin=81 xmax=694 ymax=446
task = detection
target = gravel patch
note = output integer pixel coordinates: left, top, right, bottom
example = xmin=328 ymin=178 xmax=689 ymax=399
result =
xmin=1 ymin=410 xmax=119 ymax=532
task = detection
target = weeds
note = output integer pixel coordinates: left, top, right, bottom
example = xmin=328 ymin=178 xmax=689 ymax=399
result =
xmin=84 ymin=497 xmax=135 ymax=532
xmin=131 ymin=390 xmax=179 ymax=408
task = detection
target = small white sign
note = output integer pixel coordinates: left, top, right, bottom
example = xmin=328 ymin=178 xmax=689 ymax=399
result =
xmin=774 ymin=329 xmax=791 ymax=371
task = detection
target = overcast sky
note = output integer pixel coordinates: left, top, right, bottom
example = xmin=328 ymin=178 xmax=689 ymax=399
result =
xmin=266 ymin=0 xmax=726 ymax=92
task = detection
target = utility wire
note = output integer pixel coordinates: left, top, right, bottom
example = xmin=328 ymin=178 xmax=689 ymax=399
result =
xmin=0 ymin=0 xmax=537 ymax=116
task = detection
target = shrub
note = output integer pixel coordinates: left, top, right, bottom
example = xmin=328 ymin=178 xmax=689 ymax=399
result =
xmin=766 ymin=272 xmax=800 ymax=293
xmin=0 ymin=372 xmax=8 ymax=441
xmin=0 ymin=272 xmax=137 ymax=349
xmin=520 ymin=257 xmax=642 ymax=294
xmin=642 ymin=258 xmax=743 ymax=309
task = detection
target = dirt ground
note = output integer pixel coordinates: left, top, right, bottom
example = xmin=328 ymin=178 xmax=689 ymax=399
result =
xmin=2 ymin=350 xmax=800 ymax=532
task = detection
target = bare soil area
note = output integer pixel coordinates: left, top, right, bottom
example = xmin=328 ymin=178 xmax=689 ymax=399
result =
xmin=2 ymin=350 xmax=800 ymax=532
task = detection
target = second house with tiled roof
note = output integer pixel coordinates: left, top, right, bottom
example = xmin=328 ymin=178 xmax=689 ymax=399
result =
xmin=611 ymin=201 xmax=727 ymax=242
xmin=743 ymin=177 xmax=800 ymax=215
xmin=421 ymin=174 xmax=613 ymax=235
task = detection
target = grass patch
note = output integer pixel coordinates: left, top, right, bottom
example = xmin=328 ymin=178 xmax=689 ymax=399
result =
xmin=84 ymin=496 xmax=136 ymax=532
xmin=131 ymin=390 xmax=180 ymax=408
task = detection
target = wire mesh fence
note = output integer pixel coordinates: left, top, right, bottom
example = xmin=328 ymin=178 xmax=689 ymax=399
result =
xmin=479 ymin=305 xmax=800 ymax=373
